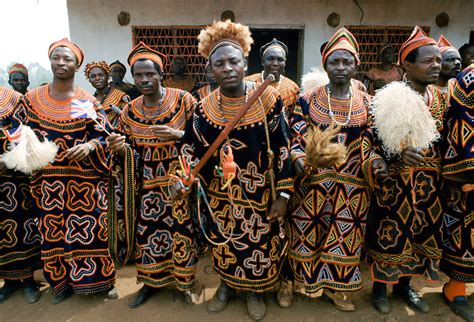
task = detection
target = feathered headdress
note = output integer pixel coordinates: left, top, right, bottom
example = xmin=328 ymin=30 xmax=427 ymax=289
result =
xmin=198 ymin=20 xmax=253 ymax=59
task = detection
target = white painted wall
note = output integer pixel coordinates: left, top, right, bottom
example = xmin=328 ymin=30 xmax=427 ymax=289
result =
xmin=67 ymin=0 xmax=473 ymax=91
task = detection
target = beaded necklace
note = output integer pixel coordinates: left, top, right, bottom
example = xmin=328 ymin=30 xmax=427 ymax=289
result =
xmin=216 ymin=82 xmax=249 ymax=124
xmin=141 ymin=87 xmax=166 ymax=122
xmin=327 ymin=84 xmax=353 ymax=126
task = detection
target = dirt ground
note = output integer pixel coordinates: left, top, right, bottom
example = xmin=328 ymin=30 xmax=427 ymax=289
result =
xmin=0 ymin=254 xmax=471 ymax=322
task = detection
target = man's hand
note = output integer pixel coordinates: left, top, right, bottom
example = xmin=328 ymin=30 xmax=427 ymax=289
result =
xmin=268 ymin=196 xmax=288 ymax=221
xmin=169 ymin=178 xmax=194 ymax=200
xmin=401 ymin=146 xmax=425 ymax=167
xmin=372 ymin=158 xmax=388 ymax=180
xmin=65 ymin=144 xmax=91 ymax=161
xmin=106 ymin=133 xmax=127 ymax=156
xmin=150 ymin=125 xmax=183 ymax=142
xmin=294 ymin=158 xmax=306 ymax=177
xmin=444 ymin=180 xmax=462 ymax=205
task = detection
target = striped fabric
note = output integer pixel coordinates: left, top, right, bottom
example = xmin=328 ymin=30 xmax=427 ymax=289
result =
xmin=398 ymin=26 xmax=437 ymax=64
xmin=322 ymin=27 xmax=360 ymax=65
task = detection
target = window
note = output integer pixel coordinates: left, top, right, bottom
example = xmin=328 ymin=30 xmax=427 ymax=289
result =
xmin=133 ymin=26 xmax=207 ymax=84
xmin=346 ymin=25 xmax=430 ymax=78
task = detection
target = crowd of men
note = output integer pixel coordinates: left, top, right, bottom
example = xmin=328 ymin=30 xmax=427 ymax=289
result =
xmin=0 ymin=20 xmax=473 ymax=321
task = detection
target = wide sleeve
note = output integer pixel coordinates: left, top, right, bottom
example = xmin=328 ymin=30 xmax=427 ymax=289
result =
xmin=269 ymin=97 xmax=293 ymax=194
xmin=441 ymin=73 xmax=474 ymax=183
xmin=289 ymin=96 xmax=309 ymax=165
xmin=0 ymin=97 xmax=27 ymax=154
xmin=181 ymin=91 xmax=197 ymax=122
xmin=85 ymin=101 xmax=114 ymax=175
xmin=107 ymin=103 xmax=139 ymax=268
xmin=361 ymin=103 xmax=386 ymax=190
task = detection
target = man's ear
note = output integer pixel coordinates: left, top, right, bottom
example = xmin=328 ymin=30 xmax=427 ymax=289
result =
xmin=261 ymin=57 xmax=264 ymax=68
xmin=244 ymin=58 xmax=248 ymax=72
xmin=403 ymin=61 xmax=412 ymax=74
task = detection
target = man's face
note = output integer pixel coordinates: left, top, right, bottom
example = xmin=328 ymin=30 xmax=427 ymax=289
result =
xmin=210 ymin=45 xmax=247 ymax=92
xmin=461 ymin=45 xmax=474 ymax=69
xmin=404 ymin=45 xmax=442 ymax=86
xmin=380 ymin=47 xmax=394 ymax=64
xmin=262 ymin=47 xmax=286 ymax=80
xmin=440 ymin=48 xmax=462 ymax=79
xmin=132 ymin=60 xmax=161 ymax=97
xmin=171 ymin=57 xmax=186 ymax=75
xmin=110 ymin=67 xmax=125 ymax=83
xmin=88 ymin=67 xmax=109 ymax=90
xmin=50 ymin=46 xmax=79 ymax=80
xmin=9 ymin=72 xmax=29 ymax=93
xmin=324 ymin=50 xmax=356 ymax=86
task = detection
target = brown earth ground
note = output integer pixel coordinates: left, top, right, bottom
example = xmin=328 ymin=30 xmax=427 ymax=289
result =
xmin=0 ymin=254 xmax=471 ymax=322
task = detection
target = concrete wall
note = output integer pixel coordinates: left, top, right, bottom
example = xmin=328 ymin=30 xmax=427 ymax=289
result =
xmin=67 ymin=0 xmax=473 ymax=90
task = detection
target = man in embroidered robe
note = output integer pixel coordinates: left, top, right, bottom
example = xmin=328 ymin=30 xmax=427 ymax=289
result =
xmin=109 ymin=60 xmax=141 ymax=100
xmin=8 ymin=63 xmax=29 ymax=95
xmin=364 ymin=44 xmax=403 ymax=94
xmin=246 ymin=38 xmax=300 ymax=122
xmin=366 ymin=26 xmax=445 ymax=314
xmin=106 ymin=42 xmax=198 ymax=308
xmin=288 ymin=27 xmax=382 ymax=312
xmin=441 ymin=64 xmax=474 ymax=321
xmin=433 ymin=36 xmax=462 ymax=100
xmin=84 ymin=61 xmax=130 ymax=127
xmin=19 ymin=38 xmax=116 ymax=304
xmin=0 ymin=87 xmax=41 ymax=304
xmin=163 ymin=56 xmax=198 ymax=94
xmin=172 ymin=20 xmax=293 ymax=321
